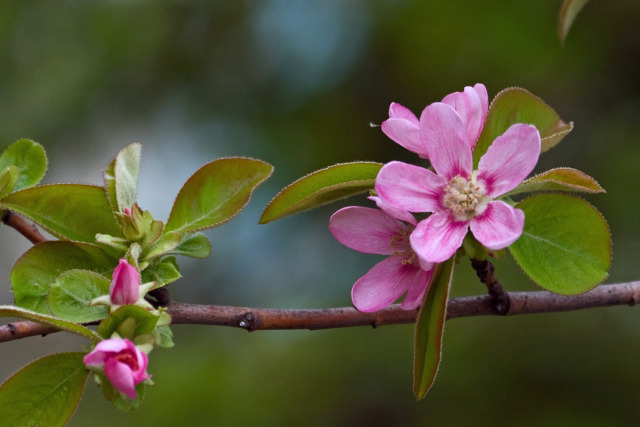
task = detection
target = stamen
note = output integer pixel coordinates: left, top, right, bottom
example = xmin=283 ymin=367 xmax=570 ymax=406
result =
xmin=443 ymin=173 xmax=489 ymax=221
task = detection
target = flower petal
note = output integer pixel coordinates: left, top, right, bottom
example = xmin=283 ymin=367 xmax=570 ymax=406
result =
xmin=441 ymin=84 xmax=488 ymax=147
xmin=351 ymin=256 xmax=428 ymax=312
xmin=389 ymin=102 xmax=419 ymax=122
xmin=381 ymin=118 xmax=427 ymax=157
xmin=470 ymin=201 xmax=524 ymax=249
xmin=400 ymin=264 xmax=434 ymax=310
xmin=369 ymin=196 xmax=417 ymax=226
xmin=410 ymin=211 xmax=469 ymax=263
xmin=375 ymin=161 xmax=446 ymax=213
xmin=105 ymin=358 xmax=137 ymax=399
xmin=329 ymin=206 xmax=407 ymax=255
xmin=419 ymin=103 xmax=473 ymax=180
xmin=477 ymin=123 xmax=541 ymax=197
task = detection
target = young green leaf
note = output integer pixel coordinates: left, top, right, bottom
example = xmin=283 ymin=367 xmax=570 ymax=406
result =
xmin=0 ymin=139 xmax=47 ymax=191
xmin=558 ymin=0 xmax=590 ymax=43
xmin=11 ymin=241 xmax=117 ymax=314
xmin=0 ymin=306 xmax=101 ymax=341
xmin=260 ymin=161 xmax=383 ymax=224
xmin=504 ymin=168 xmax=605 ymax=197
xmin=413 ymin=257 xmax=455 ymax=400
xmin=0 ymin=165 xmax=19 ymax=198
xmin=473 ymin=88 xmax=573 ymax=166
xmin=509 ymin=193 xmax=611 ymax=295
xmin=169 ymin=232 xmax=212 ymax=258
xmin=141 ymin=256 xmax=181 ymax=287
xmin=0 ymin=352 xmax=88 ymax=427
xmin=0 ymin=184 xmax=122 ymax=242
xmin=97 ymin=305 xmax=159 ymax=340
xmin=165 ymin=157 xmax=273 ymax=234
xmin=48 ymin=270 xmax=111 ymax=323
xmin=104 ymin=143 xmax=142 ymax=213
xmin=140 ymin=231 xmax=181 ymax=261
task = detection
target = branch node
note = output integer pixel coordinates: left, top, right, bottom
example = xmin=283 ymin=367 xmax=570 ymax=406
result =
xmin=148 ymin=287 xmax=171 ymax=307
xmin=239 ymin=312 xmax=255 ymax=331
xmin=8 ymin=323 xmax=16 ymax=336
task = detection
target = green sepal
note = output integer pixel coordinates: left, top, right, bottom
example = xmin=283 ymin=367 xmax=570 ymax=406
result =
xmin=169 ymin=232 xmax=212 ymax=259
xmin=0 ymin=184 xmax=122 ymax=243
xmin=413 ymin=257 xmax=455 ymax=400
xmin=504 ymin=167 xmax=605 ymax=198
xmin=11 ymin=241 xmax=117 ymax=314
xmin=0 ymin=305 xmax=101 ymax=342
xmin=93 ymin=371 xmax=146 ymax=412
xmin=48 ymin=270 xmax=111 ymax=323
xmin=0 ymin=165 xmax=19 ymax=198
xmin=165 ymin=157 xmax=273 ymax=235
xmin=97 ymin=305 xmax=159 ymax=340
xmin=0 ymin=139 xmax=47 ymax=192
xmin=0 ymin=352 xmax=88 ymax=427
xmin=473 ymin=88 xmax=573 ymax=167
xmin=260 ymin=161 xmax=383 ymax=224
xmin=509 ymin=193 xmax=611 ymax=295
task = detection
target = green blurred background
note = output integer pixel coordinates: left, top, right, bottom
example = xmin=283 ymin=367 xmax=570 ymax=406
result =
xmin=1 ymin=1 xmax=640 ymax=425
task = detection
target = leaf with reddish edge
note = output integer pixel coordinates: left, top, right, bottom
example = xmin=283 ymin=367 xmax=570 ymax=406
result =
xmin=0 ymin=306 xmax=101 ymax=341
xmin=473 ymin=88 xmax=573 ymax=167
xmin=0 ymin=139 xmax=47 ymax=191
xmin=509 ymin=193 xmax=611 ymax=295
xmin=165 ymin=158 xmax=273 ymax=234
xmin=558 ymin=0 xmax=590 ymax=43
xmin=503 ymin=167 xmax=605 ymax=197
xmin=260 ymin=161 xmax=383 ymax=224
xmin=11 ymin=241 xmax=117 ymax=315
xmin=0 ymin=184 xmax=122 ymax=243
xmin=413 ymin=256 xmax=455 ymax=399
xmin=0 ymin=353 xmax=89 ymax=427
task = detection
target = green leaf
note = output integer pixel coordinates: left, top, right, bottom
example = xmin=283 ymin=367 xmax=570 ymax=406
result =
xmin=48 ymin=270 xmax=111 ymax=323
xmin=114 ymin=143 xmax=141 ymax=211
xmin=473 ymin=88 xmax=573 ymax=166
xmin=0 ymin=352 xmax=88 ymax=427
xmin=504 ymin=168 xmax=605 ymax=197
xmin=0 ymin=184 xmax=122 ymax=243
xmin=0 ymin=165 xmax=19 ymax=198
xmin=0 ymin=306 xmax=101 ymax=341
xmin=11 ymin=241 xmax=117 ymax=314
xmin=0 ymin=139 xmax=47 ymax=191
xmin=165 ymin=157 xmax=273 ymax=234
xmin=260 ymin=161 xmax=383 ymax=224
xmin=97 ymin=305 xmax=159 ymax=340
xmin=413 ymin=257 xmax=455 ymax=400
xmin=169 ymin=232 xmax=212 ymax=258
xmin=153 ymin=325 xmax=174 ymax=348
xmin=558 ymin=0 xmax=590 ymax=43
xmin=141 ymin=232 xmax=181 ymax=261
xmin=509 ymin=193 xmax=611 ymax=295
xmin=141 ymin=256 xmax=181 ymax=287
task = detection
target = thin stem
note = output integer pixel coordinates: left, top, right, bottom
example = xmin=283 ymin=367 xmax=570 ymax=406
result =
xmin=471 ymin=258 xmax=510 ymax=314
xmin=2 ymin=281 xmax=639 ymax=343
xmin=1 ymin=210 xmax=47 ymax=244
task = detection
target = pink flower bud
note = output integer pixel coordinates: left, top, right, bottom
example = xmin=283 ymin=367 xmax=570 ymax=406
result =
xmin=110 ymin=259 xmax=140 ymax=305
xmin=84 ymin=338 xmax=151 ymax=399
xmin=123 ymin=207 xmax=132 ymax=216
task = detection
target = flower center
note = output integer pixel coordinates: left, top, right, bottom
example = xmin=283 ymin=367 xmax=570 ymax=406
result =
xmin=443 ymin=172 xmax=489 ymax=221
xmin=390 ymin=227 xmax=417 ymax=265
xmin=114 ymin=351 xmax=139 ymax=371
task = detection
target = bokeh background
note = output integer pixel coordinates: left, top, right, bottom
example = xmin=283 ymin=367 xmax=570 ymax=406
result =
xmin=1 ymin=1 xmax=640 ymax=425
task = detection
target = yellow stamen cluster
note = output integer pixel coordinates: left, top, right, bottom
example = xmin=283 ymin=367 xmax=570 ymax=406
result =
xmin=443 ymin=172 xmax=489 ymax=221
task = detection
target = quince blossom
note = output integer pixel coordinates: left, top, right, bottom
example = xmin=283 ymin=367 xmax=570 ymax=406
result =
xmin=110 ymin=258 xmax=140 ymax=305
xmin=329 ymin=199 xmax=434 ymax=312
xmin=84 ymin=338 xmax=151 ymax=399
xmin=376 ymin=97 xmax=541 ymax=264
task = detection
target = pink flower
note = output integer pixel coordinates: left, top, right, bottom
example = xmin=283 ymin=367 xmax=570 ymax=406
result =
xmin=380 ymin=84 xmax=488 ymax=158
xmin=83 ymin=338 xmax=151 ymax=399
xmin=329 ymin=203 xmax=434 ymax=312
xmin=376 ymin=101 xmax=541 ymax=264
xmin=110 ymin=259 xmax=140 ymax=305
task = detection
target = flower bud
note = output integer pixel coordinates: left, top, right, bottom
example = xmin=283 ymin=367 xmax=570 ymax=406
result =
xmin=110 ymin=259 xmax=140 ymax=305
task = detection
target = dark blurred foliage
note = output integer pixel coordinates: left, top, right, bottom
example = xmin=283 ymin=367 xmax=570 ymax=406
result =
xmin=1 ymin=1 xmax=640 ymax=426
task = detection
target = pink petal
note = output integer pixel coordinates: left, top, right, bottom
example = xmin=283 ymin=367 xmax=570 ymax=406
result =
xmin=477 ymin=123 xmax=541 ymax=197
xmin=329 ymin=206 xmax=407 ymax=255
xmin=375 ymin=161 xmax=446 ymax=214
xmin=381 ymin=118 xmax=427 ymax=157
xmin=470 ymin=201 xmax=524 ymax=249
xmin=368 ymin=196 xmax=417 ymax=226
xmin=351 ymin=256 xmax=428 ymax=312
xmin=400 ymin=265 xmax=434 ymax=310
xmin=110 ymin=259 xmax=140 ymax=305
xmin=419 ymin=103 xmax=473 ymax=180
xmin=105 ymin=358 xmax=137 ymax=399
xmin=410 ymin=211 xmax=469 ymax=263
xmin=132 ymin=351 xmax=150 ymax=382
xmin=389 ymin=102 xmax=419 ymax=122
xmin=441 ymin=84 xmax=488 ymax=147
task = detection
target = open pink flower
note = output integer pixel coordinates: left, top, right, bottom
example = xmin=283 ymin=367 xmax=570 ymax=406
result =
xmin=329 ymin=203 xmax=434 ymax=312
xmin=110 ymin=259 xmax=140 ymax=305
xmin=84 ymin=338 xmax=150 ymax=399
xmin=380 ymin=84 xmax=488 ymax=158
xmin=376 ymin=101 xmax=541 ymax=264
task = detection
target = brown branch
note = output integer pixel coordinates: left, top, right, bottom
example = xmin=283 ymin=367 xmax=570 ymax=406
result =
xmin=471 ymin=259 xmax=510 ymax=314
xmin=2 ymin=281 xmax=639 ymax=343
xmin=1 ymin=210 xmax=47 ymax=244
